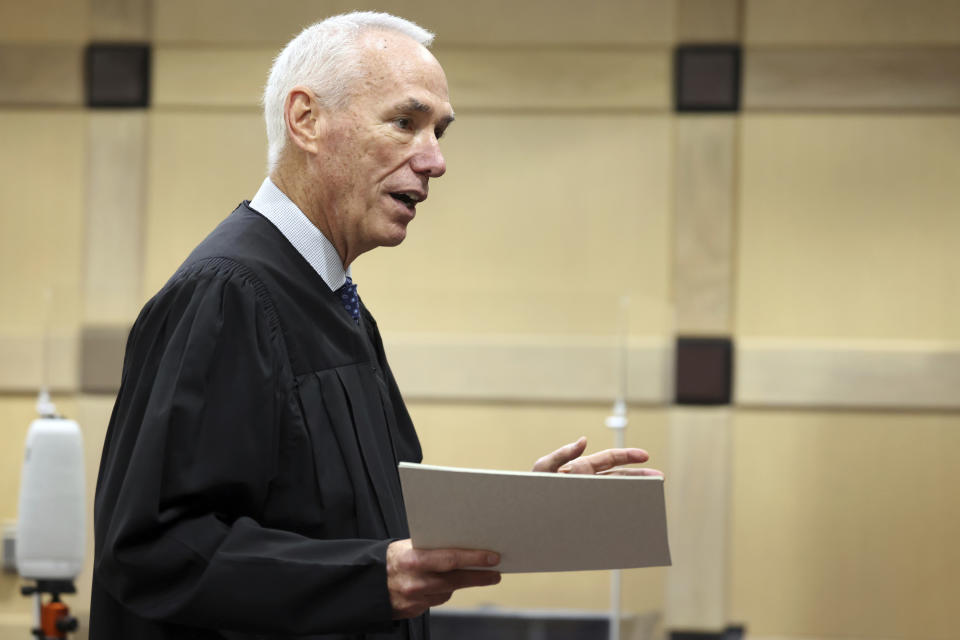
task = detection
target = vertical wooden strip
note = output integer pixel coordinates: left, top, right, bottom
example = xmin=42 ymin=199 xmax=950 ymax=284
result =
xmin=664 ymin=408 xmax=732 ymax=630
xmin=83 ymin=112 xmax=147 ymax=326
xmin=673 ymin=116 xmax=737 ymax=335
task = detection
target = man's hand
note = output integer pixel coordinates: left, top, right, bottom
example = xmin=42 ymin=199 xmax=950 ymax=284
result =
xmin=533 ymin=436 xmax=664 ymax=476
xmin=386 ymin=539 xmax=501 ymax=619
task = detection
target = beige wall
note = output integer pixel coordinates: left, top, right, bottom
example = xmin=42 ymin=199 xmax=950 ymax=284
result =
xmin=1 ymin=1 xmax=959 ymax=639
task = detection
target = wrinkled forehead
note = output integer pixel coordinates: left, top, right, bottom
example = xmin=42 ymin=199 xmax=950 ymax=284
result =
xmin=353 ymin=30 xmax=450 ymax=100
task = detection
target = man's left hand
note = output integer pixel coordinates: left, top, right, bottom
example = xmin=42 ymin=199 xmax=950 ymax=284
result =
xmin=533 ymin=436 xmax=663 ymax=476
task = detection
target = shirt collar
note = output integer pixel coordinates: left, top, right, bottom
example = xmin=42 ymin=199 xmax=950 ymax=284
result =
xmin=248 ymin=177 xmax=349 ymax=292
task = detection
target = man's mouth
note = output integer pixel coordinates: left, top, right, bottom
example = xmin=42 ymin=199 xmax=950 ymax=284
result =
xmin=389 ymin=191 xmax=425 ymax=211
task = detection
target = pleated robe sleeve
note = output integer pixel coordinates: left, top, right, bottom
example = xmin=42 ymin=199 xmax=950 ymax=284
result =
xmin=93 ymin=259 xmax=395 ymax=635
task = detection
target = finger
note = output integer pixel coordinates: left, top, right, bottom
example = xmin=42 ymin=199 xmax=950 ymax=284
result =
xmin=420 ymin=569 xmax=502 ymax=595
xmin=597 ymin=467 xmax=664 ymax=477
xmin=559 ymin=448 xmax=649 ymax=474
xmin=532 ymin=436 xmax=587 ymax=472
xmin=414 ymin=548 xmax=500 ymax=573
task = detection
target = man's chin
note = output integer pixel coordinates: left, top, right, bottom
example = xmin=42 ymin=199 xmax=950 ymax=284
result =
xmin=377 ymin=224 xmax=409 ymax=248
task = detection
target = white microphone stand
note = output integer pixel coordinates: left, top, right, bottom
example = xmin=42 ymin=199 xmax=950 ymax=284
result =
xmin=604 ymin=296 xmax=630 ymax=640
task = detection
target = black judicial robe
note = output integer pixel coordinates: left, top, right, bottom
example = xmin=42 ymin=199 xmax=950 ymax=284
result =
xmin=91 ymin=203 xmax=427 ymax=640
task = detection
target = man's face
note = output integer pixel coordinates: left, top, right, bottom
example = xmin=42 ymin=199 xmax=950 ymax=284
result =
xmin=312 ymin=31 xmax=454 ymax=261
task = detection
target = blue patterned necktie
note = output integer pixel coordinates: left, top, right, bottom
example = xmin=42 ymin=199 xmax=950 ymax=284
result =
xmin=338 ymin=276 xmax=360 ymax=324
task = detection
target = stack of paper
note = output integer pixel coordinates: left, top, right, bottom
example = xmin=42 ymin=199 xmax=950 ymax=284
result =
xmin=398 ymin=463 xmax=671 ymax=573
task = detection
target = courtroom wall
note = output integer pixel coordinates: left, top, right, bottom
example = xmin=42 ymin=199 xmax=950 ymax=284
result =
xmin=1 ymin=1 xmax=958 ymax=639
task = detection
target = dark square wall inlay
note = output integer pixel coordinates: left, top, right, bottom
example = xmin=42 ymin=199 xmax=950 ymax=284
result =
xmin=85 ymin=43 xmax=150 ymax=107
xmin=674 ymin=336 xmax=733 ymax=405
xmin=674 ymin=45 xmax=741 ymax=112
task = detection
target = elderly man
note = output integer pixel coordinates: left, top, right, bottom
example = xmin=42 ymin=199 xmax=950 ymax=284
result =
xmin=92 ymin=11 xmax=658 ymax=640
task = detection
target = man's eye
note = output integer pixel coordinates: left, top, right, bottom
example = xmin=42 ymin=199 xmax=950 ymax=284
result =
xmin=394 ymin=117 xmax=411 ymax=130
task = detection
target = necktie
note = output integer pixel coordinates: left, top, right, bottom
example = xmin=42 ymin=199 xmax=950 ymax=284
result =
xmin=338 ymin=276 xmax=360 ymax=324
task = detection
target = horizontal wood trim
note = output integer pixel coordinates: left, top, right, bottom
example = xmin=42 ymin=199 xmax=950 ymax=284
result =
xmin=744 ymin=48 xmax=960 ymax=110
xmin=152 ymin=47 xmax=274 ymax=107
xmin=677 ymin=0 xmax=740 ymax=43
xmin=0 ymin=332 xmax=78 ymax=393
xmin=384 ymin=333 xmax=674 ymax=404
xmin=737 ymin=339 xmax=960 ymax=410
xmin=744 ymin=0 xmax=960 ymax=46
xmin=153 ymin=46 xmax=671 ymax=111
xmin=442 ymin=48 xmax=670 ymax=111
xmin=152 ymin=0 xmax=675 ymax=46
xmin=0 ymin=44 xmax=83 ymax=106
xmin=5 ymin=330 xmax=959 ymax=411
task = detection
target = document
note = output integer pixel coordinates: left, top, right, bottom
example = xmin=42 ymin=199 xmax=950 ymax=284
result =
xmin=398 ymin=462 xmax=671 ymax=573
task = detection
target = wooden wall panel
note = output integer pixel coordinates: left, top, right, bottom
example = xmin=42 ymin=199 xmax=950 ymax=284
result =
xmin=441 ymin=48 xmax=669 ymax=111
xmin=0 ymin=334 xmax=78 ymax=393
xmin=730 ymin=410 xmax=960 ymax=639
xmin=355 ymin=114 xmax=673 ymax=337
xmin=153 ymin=47 xmax=671 ymax=112
xmin=84 ymin=113 xmax=147 ymax=324
xmin=737 ymin=115 xmax=960 ymax=340
xmin=90 ymin=0 xmax=150 ymax=40
xmin=0 ymin=1 xmax=90 ymax=43
xmin=0 ymin=112 xmax=86 ymax=331
xmin=737 ymin=339 xmax=960 ymax=410
xmin=386 ymin=334 xmax=671 ymax=404
xmin=153 ymin=0 xmax=676 ymax=46
xmin=0 ymin=45 xmax=83 ymax=106
xmin=143 ymin=112 xmax=266 ymax=296
xmin=745 ymin=0 xmax=960 ymax=46
xmin=664 ymin=409 xmax=731 ymax=630
xmin=673 ymin=116 xmax=736 ymax=335
xmin=744 ymin=48 xmax=960 ymax=111
xmin=677 ymin=0 xmax=740 ymax=42
xmin=152 ymin=48 xmax=275 ymax=108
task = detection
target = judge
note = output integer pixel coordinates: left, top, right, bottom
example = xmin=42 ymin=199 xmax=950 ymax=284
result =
xmin=91 ymin=11 xmax=660 ymax=640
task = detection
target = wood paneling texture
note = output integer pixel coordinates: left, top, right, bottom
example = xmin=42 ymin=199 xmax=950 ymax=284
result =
xmin=737 ymin=339 xmax=960 ymax=410
xmin=745 ymin=48 xmax=960 ymax=111
xmin=0 ymin=45 xmax=83 ymax=106
xmin=677 ymin=0 xmax=741 ymax=42
xmin=730 ymin=410 xmax=960 ymax=639
xmin=84 ymin=113 xmax=147 ymax=324
xmin=90 ymin=0 xmax=150 ymax=40
xmin=745 ymin=0 xmax=960 ymax=45
xmin=0 ymin=1 xmax=90 ymax=43
xmin=153 ymin=47 xmax=672 ymax=111
xmin=387 ymin=335 xmax=672 ymax=404
xmin=664 ymin=408 xmax=732 ymax=629
xmin=673 ymin=116 xmax=736 ymax=335
xmin=354 ymin=114 xmax=673 ymax=337
xmin=736 ymin=115 xmax=960 ymax=340
xmin=152 ymin=0 xmax=676 ymax=45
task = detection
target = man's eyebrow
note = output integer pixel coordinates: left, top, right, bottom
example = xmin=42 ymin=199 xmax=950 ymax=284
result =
xmin=396 ymin=98 xmax=432 ymax=113
xmin=395 ymin=98 xmax=455 ymax=124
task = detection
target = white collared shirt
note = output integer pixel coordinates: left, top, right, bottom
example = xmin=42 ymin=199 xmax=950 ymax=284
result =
xmin=248 ymin=177 xmax=349 ymax=292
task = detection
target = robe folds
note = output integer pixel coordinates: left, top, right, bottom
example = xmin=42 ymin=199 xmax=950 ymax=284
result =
xmin=91 ymin=203 xmax=427 ymax=640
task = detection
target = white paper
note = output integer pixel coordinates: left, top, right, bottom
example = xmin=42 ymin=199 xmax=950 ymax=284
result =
xmin=398 ymin=462 xmax=671 ymax=573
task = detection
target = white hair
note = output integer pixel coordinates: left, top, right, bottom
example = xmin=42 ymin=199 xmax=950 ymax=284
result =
xmin=262 ymin=11 xmax=435 ymax=172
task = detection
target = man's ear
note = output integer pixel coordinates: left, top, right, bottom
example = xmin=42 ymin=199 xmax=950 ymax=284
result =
xmin=284 ymin=86 xmax=323 ymax=155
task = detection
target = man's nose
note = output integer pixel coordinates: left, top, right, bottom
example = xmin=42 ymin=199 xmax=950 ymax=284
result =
xmin=410 ymin=135 xmax=446 ymax=178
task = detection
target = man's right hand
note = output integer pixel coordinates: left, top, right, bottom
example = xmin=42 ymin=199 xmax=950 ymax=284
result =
xmin=386 ymin=539 xmax=501 ymax=619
